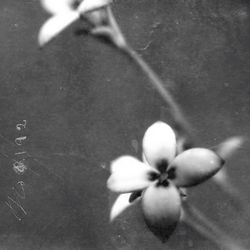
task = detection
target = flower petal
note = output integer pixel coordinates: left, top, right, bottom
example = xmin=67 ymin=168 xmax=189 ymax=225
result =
xmin=41 ymin=0 xmax=74 ymax=14
xmin=38 ymin=11 xmax=79 ymax=47
xmin=168 ymin=148 xmax=225 ymax=187
xmin=142 ymin=182 xmax=181 ymax=242
xmin=110 ymin=193 xmax=140 ymax=222
xmin=77 ymin=0 xmax=112 ymax=14
xmin=213 ymin=137 xmax=244 ymax=201
xmin=213 ymin=136 xmax=243 ymax=185
xmin=107 ymin=156 xmax=159 ymax=193
xmin=142 ymin=121 xmax=176 ymax=172
xmin=215 ymin=136 xmax=243 ymax=160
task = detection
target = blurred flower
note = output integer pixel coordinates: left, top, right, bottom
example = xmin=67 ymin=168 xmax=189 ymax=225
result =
xmin=213 ymin=136 xmax=243 ymax=184
xmin=38 ymin=0 xmax=112 ymax=47
xmin=107 ymin=121 xmax=225 ymax=241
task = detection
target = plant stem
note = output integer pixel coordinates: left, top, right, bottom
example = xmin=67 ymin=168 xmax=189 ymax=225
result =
xmin=182 ymin=202 xmax=246 ymax=250
xmin=91 ymin=7 xmax=193 ymax=138
xmin=121 ymin=44 xmax=192 ymax=137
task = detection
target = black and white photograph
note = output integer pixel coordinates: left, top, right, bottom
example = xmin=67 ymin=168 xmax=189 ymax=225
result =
xmin=0 ymin=0 xmax=249 ymax=249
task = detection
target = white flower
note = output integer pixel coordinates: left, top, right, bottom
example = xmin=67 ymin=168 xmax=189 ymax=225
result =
xmin=38 ymin=0 xmax=112 ymax=47
xmin=107 ymin=121 xmax=225 ymax=241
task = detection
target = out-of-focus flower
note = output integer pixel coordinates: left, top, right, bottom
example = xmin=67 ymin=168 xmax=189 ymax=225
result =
xmin=213 ymin=136 xmax=243 ymax=184
xmin=107 ymin=121 xmax=225 ymax=241
xmin=38 ymin=0 xmax=112 ymax=47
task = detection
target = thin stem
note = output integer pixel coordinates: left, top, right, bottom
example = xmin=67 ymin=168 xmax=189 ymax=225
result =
xmin=182 ymin=202 xmax=246 ymax=250
xmin=121 ymin=44 xmax=192 ymax=137
xmin=104 ymin=8 xmax=192 ymax=138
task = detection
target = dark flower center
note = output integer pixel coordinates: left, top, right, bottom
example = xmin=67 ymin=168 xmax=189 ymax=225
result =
xmin=157 ymin=172 xmax=169 ymax=187
xmin=167 ymin=167 xmax=176 ymax=180
xmin=148 ymin=160 xmax=177 ymax=187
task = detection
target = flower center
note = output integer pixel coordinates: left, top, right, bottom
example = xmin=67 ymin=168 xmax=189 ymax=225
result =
xmin=148 ymin=161 xmax=177 ymax=187
xmin=157 ymin=172 xmax=169 ymax=187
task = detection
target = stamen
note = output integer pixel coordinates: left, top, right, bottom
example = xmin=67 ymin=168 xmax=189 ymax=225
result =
xmin=157 ymin=173 xmax=169 ymax=187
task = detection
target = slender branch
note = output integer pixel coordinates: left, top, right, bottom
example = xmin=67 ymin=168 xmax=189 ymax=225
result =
xmin=103 ymin=7 xmax=193 ymax=138
xmin=87 ymin=8 xmax=192 ymax=136
xmin=182 ymin=202 xmax=247 ymax=250
xmin=121 ymin=44 xmax=192 ymax=137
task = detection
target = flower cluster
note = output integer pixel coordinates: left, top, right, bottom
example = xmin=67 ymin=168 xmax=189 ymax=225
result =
xmin=107 ymin=121 xmax=225 ymax=241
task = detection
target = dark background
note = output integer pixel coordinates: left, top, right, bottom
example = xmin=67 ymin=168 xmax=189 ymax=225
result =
xmin=0 ymin=0 xmax=249 ymax=249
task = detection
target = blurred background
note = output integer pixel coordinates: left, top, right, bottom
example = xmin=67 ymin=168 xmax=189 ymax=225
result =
xmin=0 ymin=0 xmax=249 ymax=249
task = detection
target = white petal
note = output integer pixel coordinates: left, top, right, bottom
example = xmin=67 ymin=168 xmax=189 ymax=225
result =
xmin=78 ymin=0 xmax=112 ymax=14
xmin=215 ymin=136 xmax=243 ymax=160
xmin=41 ymin=0 xmax=74 ymax=14
xmin=213 ymin=136 xmax=243 ymax=190
xmin=168 ymin=148 xmax=225 ymax=187
xmin=142 ymin=182 xmax=181 ymax=242
xmin=38 ymin=12 xmax=79 ymax=47
xmin=142 ymin=121 xmax=176 ymax=171
xmin=107 ymin=156 xmax=159 ymax=193
xmin=110 ymin=193 xmax=140 ymax=222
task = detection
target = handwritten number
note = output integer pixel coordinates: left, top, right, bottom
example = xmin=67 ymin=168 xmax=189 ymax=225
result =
xmin=15 ymin=136 xmax=27 ymax=146
xmin=12 ymin=160 xmax=27 ymax=175
xmin=5 ymin=195 xmax=27 ymax=221
xmin=15 ymin=151 xmax=27 ymax=155
xmin=16 ymin=120 xmax=27 ymax=131
xmin=6 ymin=120 xmax=28 ymax=220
